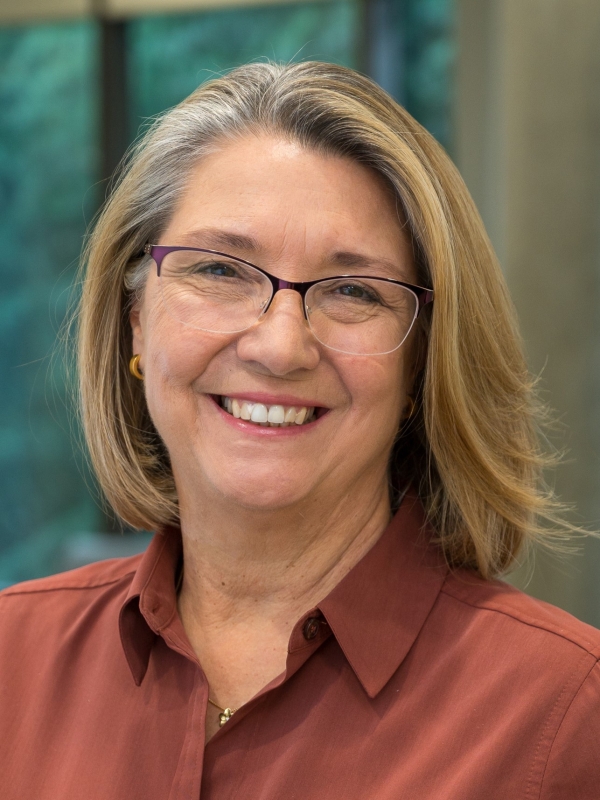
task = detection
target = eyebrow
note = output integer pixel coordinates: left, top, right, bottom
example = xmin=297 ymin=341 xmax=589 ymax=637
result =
xmin=175 ymin=228 xmax=260 ymax=253
xmin=328 ymin=251 xmax=404 ymax=277
xmin=174 ymin=228 xmax=407 ymax=278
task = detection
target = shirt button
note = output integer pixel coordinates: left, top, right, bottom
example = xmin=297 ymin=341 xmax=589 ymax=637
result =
xmin=303 ymin=617 xmax=321 ymax=640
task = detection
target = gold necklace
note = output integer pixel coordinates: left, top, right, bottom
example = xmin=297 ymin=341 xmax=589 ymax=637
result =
xmin=176 ymin=569 xmax=235 ymax=727
xmin=207 ymin=696 xmax=238 ymax=726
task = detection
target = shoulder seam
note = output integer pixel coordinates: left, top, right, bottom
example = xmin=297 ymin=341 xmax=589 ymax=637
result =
xmin=0 ymin=571 xmax=137 ymax=598
xmin=440 ymin=584 xmax=600 ymax=656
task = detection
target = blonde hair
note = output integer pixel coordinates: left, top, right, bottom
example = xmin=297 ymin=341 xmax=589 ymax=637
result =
xmin=78 ymin=61 xmax=560 ymax=578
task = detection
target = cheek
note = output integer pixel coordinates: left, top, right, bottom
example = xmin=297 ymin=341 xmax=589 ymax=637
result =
xmin=339 ymin=352 xmax=407 ymax=434
xmin=142 ymin=313 xmax=218 ymax=413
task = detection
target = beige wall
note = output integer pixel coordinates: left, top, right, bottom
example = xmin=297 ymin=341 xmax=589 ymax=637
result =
xmin=456 ymin=0 xmax=600 ymax=624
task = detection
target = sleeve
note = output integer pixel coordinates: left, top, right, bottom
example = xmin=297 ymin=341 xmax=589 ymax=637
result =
xmin=539 ymin=659 xmax=600 ymax=799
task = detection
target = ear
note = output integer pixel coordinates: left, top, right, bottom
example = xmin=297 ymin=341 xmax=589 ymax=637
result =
xmin=130 ymin=302 xmax=145 ymax=360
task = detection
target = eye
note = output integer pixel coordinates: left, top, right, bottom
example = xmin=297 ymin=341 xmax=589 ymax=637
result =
xmin=196 ymin=261 xmax=240 ymax=278
xmin=333 ymin=282 xmax=382 ymax=303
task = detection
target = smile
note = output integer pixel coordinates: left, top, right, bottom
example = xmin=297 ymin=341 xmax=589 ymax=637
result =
xmin=219 ymin=396 xmax=318 ymax=427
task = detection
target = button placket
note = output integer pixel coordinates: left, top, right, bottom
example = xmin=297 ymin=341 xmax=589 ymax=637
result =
xmin=166 ymin=667 xmax=207 ymax=800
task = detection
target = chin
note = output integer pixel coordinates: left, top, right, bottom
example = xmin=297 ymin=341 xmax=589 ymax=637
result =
xmin=210 ymin=469 xmax=315 ymax=512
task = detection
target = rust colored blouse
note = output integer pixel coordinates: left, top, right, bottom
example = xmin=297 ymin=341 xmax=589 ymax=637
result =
xmin=1 ymin=494 xmax=599 ymax=799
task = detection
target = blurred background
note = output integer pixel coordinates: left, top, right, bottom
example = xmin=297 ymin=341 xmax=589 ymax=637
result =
xmin=0 ymin=0 xmax=598 ymax=625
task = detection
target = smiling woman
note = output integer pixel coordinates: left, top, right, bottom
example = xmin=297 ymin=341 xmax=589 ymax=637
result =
xmin=128 ymin=137 xmax=421 ymax=521
xmin=1 ymin=61 xmax=599 ymax=799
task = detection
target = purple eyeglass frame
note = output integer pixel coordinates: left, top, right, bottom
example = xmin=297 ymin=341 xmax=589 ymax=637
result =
xmin=144 ymin=244 xmax=434 ymax=319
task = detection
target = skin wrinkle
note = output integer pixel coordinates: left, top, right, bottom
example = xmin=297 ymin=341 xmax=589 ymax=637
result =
xmin=178 ymin=484 xmax=388 ymax=617
xmin=177 ymin=223 xmax=410 ymax=280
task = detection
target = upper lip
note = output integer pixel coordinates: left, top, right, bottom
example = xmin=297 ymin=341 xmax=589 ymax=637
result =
xmin=214 ymin=392 xmax=328 ymax=408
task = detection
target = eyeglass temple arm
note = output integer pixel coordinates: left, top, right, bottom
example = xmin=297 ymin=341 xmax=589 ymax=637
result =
xmin=419 ymin=290 xmax=434 ymax=310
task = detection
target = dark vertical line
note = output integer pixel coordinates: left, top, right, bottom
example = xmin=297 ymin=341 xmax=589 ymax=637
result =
xmin=356 ymin=0 xmax=406 ymax=104
xmin=356 ymin=0 xmax=373 ymax=76
xmin=99 ymin=17 xmax=130 ymax=191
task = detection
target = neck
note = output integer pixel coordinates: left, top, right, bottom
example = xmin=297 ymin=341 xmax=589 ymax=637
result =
xmin=175 ymin=469 xmax=394 ymax=725
xmin=176 ymin=473 xmax=392 ymax=629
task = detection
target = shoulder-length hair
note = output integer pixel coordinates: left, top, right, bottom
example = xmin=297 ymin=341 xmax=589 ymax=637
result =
xmin=78 ymin=60 xmax=559 ymax=578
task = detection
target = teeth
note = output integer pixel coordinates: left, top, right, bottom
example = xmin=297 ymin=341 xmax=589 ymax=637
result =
xmin=221 ymin=397 xmax=316 ymax=426
xmin=250 ymin=404 xmax=268 ymax=423
xmin=267 ymin=405 xmax=285 ymax=424
xmin=295 ymin=407 xmax=307 ymax=425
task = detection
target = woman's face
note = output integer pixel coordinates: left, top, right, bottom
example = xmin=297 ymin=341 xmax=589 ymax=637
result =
xmin=131 ymin=135 xmax=418 ymax=513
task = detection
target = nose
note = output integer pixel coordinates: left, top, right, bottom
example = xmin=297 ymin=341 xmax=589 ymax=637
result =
xmin=235 ymin=289 xmax=321 ymax=376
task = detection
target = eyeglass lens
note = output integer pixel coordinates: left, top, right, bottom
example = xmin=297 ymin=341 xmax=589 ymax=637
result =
xmin=158 ymin=249 xmax=419 ymax=356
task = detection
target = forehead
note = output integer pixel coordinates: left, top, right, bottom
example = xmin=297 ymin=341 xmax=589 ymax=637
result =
xmin=161 ymin=135 xmax=415 ymax=282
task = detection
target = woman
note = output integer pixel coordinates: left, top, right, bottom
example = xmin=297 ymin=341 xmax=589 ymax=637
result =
xmin=1 ymin=61 xmax=598 ymax=798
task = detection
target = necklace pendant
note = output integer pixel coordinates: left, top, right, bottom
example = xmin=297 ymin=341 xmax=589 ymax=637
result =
xmin=219 ymin=708 xmax=234 ymax=726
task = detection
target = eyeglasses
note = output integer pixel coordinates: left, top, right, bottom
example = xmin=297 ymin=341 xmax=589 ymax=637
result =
xmin=144 ymin=244 xmax=434 ymax=357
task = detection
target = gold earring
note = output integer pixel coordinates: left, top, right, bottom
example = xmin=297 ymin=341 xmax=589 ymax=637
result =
xmin=129 ymin=354 xmax=144 ymax=380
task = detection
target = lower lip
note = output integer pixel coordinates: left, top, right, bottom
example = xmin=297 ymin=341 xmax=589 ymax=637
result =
xmin=209 ymin=396 xmax=328 ymax=436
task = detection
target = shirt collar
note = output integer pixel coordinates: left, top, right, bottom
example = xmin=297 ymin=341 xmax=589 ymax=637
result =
xmin=119 ymin=525 xmax=185 ymax=685
xmin=318 ymin=491 xmax=448 ymax=697
xmin=119 ymin=492 xmax=447 ymax=694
